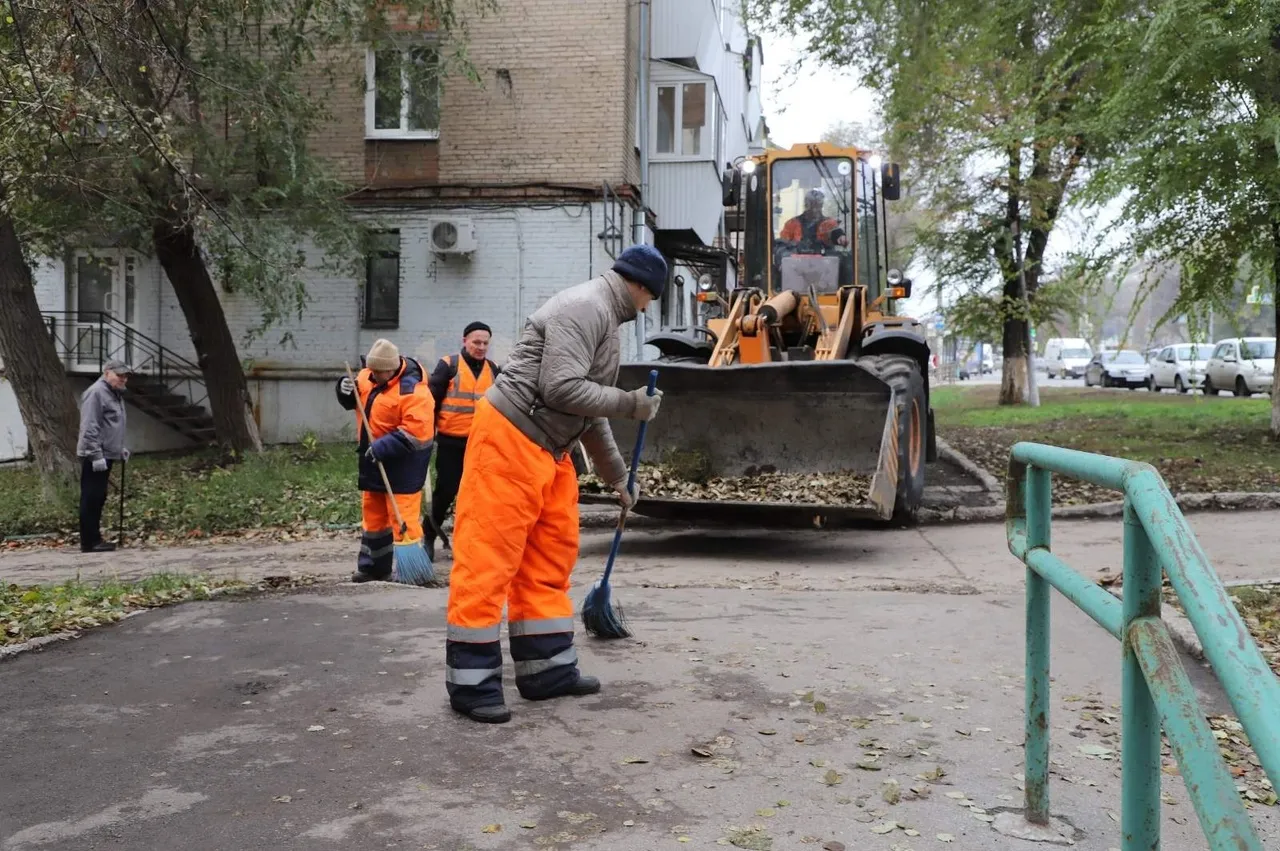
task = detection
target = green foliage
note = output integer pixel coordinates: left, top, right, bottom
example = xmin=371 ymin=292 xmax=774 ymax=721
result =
xmin=1 ymin=0 xmax=490 ymax=343
xmin=751 ymin=0 xmax=1131 ymax=403
xmin=0 ymin=443 xmax=359 ymax=539
xmin=1 ymin=573 xmax=250 ymax=645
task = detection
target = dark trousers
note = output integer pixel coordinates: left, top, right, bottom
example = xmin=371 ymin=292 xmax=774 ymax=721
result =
xmin=79 ymin=458 xmax=114 ymax=550
xmin=428 ymin=437 xmax=467 ymax=547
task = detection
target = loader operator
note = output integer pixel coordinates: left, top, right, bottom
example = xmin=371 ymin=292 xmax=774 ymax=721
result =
xmin=444 ymin=244 xmax=667 ymax=724
xmin=777 ymin=188 xmax=848 ymax=255
xmin=425 ymin=321 xmax=501 ymax=561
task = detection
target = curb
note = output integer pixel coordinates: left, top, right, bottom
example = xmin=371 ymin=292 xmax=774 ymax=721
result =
xmin=936 ymin=437 xmax=1003 ymax=494
xmin=919 ymin=491 xmax=1280 ymax=526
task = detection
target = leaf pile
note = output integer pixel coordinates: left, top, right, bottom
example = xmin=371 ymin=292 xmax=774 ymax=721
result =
xmin=0 ymin=573 xmax=265 ymax=645
xmin=579 ymin=463 xmax=873 ymax=506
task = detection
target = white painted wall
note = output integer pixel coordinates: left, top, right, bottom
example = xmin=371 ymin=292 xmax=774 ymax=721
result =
xmin=0 ymin=378 xmax=27 ymax=462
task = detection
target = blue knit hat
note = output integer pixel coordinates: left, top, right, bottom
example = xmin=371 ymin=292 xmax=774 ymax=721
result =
xmin=612 ymin=244 xmax=668 ymax=298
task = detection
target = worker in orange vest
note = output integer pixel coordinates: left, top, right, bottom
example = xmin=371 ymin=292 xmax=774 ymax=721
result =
xmin=425 ymin=321 xmax=501 ymax=560
xmin=335 ymin=338 xmax=435 ymax=582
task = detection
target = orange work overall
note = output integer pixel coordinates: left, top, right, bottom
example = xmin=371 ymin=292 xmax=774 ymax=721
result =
xmin=445 ymin=398 xmax=580 ymax=709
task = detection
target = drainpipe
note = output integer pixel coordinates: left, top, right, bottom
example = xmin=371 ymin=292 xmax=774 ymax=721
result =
xmin=634 ymin=0 xmax=651 ymax=359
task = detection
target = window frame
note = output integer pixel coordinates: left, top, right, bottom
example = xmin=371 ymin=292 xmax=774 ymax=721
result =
xmin=365 ymin=45 xmax=441 ymax=140
xmin=362 ymin=230 xmax=402 ymax=330
xmin=651 ymin=79 xmax=714 ymax=161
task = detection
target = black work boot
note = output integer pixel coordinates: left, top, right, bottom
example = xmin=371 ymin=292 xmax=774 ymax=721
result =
xmin=523 ymin=674 xmax=601 ymax=701
xmin=453 ymin=703 xmax=512 ymax=724
xmin=350 ymin=569 xmax=391 ymax=583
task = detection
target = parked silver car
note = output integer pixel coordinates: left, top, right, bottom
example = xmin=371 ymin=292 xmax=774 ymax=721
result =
xmin=1203 ymin=338 xmax=1276 ymax=396
xmin=1084 ymin=349 xmax=1151 ymax=389
xmin=1149 ymin=343 xmax=1213 ymax=393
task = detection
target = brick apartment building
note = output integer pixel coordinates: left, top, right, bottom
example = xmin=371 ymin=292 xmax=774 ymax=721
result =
xmin=1 ymin=0 xmax=766 ymax=460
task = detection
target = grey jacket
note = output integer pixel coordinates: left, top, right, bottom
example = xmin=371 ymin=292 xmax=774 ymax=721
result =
xmin=77 ymin=378 xmax=128 ymax=462
xmin=487 ymin=270 xmax=640 ymax=487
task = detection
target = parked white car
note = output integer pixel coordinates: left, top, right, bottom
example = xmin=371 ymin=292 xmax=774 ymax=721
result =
xmin=1083 ymin=349 xmax=1150 ymax=389
xmin=1149 ymin=343 xmax=1213 ymax=393
xmin=1203 ymin=338 xmax=1276 ymax=396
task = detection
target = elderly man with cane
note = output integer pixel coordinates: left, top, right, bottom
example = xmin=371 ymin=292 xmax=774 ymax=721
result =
xmin=76 ymin=360 xmax=131 ymax=553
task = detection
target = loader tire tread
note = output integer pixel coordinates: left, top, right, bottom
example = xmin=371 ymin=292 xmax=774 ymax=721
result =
xmin=855 ymin=353 xmax=927 ymax=526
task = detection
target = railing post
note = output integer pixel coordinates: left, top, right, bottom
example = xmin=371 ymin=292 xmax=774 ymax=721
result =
xmin=1122 ymin=501 xmax=1162 ymax=851
xmin=1024 ymin=464 xmax=1052 ymax=826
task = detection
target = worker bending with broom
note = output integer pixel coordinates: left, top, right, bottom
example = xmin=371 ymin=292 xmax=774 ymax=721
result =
xmin=445 ymin=245 xmax=667 ymax=724
xmin=336 ymin=339 xmax=435 ymax=583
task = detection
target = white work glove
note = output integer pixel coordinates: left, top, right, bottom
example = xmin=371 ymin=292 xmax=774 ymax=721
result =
xmin=612 ymin=477 xmax=640 ymax=511
xmin=92 ymin=458 xmax=108 ymax=473
xmin=630 ymin=387 xmax=663 ymax=422
xmin=339 ymin=376 xmax=355 ymax=396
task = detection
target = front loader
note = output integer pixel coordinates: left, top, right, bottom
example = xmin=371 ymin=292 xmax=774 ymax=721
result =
xmin=599 ymin=142 xmax=937 ymax=527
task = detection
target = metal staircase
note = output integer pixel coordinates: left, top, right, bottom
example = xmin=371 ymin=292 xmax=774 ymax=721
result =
xmin=42 ymin=311 xmax=217 ymax=445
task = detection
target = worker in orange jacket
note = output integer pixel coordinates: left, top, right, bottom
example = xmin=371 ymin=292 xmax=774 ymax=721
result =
xmin=425 ymin=321 xmax=501 ymax=561
xmin=778 ymin=187 xmax=848 ymax=254
xmin=445 ymin=244 xmax=667 ymax=724
xmin=335 ymin=339 xmax=435 ymax=582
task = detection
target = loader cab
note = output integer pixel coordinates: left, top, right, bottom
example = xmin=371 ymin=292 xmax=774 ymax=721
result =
xmin=739 ymin=144 xmax=893 ymax=306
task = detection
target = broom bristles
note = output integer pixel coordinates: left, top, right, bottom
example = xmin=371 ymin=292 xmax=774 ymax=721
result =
xmin=581 ymin=579 xmax=631 ymax=639
xmin=393 ymin=541 xmax=438 ymax=586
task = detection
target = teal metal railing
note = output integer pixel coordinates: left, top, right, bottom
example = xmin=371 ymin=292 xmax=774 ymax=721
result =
xmin=1005 ymin=442 xmax=1280 ymax=851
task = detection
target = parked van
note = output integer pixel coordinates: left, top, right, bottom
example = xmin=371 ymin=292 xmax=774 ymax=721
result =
xmin=1043 ymin=338 xmax=1093 ymax=379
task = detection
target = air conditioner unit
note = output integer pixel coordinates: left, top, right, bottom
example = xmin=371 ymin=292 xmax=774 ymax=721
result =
xmin=427 ymin=217 xmax=477 ymax=255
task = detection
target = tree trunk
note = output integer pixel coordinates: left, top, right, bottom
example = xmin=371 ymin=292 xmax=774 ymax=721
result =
xmin=152 ymin=220 xmax=263 ymax=459
xmin=1271 ymin=220 xmax=1280 ymax=440
xmin=0 ymin=204 xmax=81 ymax=481
xmin=999 ymin=151 xmax=1030 ymax=406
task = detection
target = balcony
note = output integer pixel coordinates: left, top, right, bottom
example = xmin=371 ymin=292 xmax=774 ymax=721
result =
xmin=652 ymin=0 xmax=721 ymax=72
xmin=650 ymin=159 xmax=723 ymax=247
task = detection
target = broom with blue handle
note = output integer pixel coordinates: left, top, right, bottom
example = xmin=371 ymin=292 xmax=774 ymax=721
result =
xmin=344 ymin=363 xmax=436 ymax=586
xmin=581 ymin=368 xmax=658 ymax=640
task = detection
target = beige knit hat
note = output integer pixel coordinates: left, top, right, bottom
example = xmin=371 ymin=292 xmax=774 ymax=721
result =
xmin=365 ymin=338 xmax=401 ymax=372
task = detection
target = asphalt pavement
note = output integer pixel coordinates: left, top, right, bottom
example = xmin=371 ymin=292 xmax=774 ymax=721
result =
xmin=3 ymin=515 xmax=1279 ymax=849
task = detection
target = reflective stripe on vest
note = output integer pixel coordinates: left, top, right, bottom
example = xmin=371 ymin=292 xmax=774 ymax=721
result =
xmin=437 ymin=355 xmax=495 ymax=438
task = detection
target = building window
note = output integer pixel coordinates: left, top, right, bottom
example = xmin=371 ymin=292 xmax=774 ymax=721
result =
xmin=653 ymin=81 xmax=710 ymax=158
xmin=366 ymin=46 xmax=440 ymax=138
xmin=363 ymin=231 xmax=400 ymax=328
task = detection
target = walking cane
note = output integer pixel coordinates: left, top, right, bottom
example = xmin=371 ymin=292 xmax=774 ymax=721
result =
xmin=117 ymin=459 xmax=126 ymax=547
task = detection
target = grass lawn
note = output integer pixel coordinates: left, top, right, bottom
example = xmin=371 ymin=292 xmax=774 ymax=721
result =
xmin=1 ymin=573 xmax=250 ymax=645
xmin=0 ymin=443 xmax=361 ymax=542
xmin=934 ymin=385 xmax=1280 ymax=504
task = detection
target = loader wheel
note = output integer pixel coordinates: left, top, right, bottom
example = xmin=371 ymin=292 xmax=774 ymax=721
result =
xmin=857 ymin=354 xmax=927 ymax=525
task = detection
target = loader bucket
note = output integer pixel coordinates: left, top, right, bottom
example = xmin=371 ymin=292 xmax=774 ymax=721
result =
xmin=597 ymin=360 xmax=901 ymax=524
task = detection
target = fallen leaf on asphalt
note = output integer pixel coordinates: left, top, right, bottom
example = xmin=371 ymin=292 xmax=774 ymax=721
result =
xmin=856 ymin=759 xmax=882 ymax=771
xmin=481 ymin=824 xmax=501 ymax=834
xmin=814 ymin=701 xmax=828 ymax=715
xmin=621 ymin=756 xmax=649 ymax=764
xmin=520 ymin=822 xmax=537 ymax=829
xmin=810 ymin=759 xmax=828 ymax=768
xmin=822 ymin=842 xmax=846 ymax=851
xmin=725 ymin=826 xmax=773 ymax=849
xmin=882 ymin=780 xmax=902 ymax=805
xmin=306 ymin=725 xmax=325 ymax=732
xmin=623 ymin=820 xmax=635 ymax=827
xmin=1078 ymin=744 xmax=1114 ymax=758
xmin=937 ymin=834 xmax=955 ymax=843
xmin=758 ymin=729 xmax=778 ymax=736
xmin=973 ymin=814 xmax=995 ymax=823
xmin=869 ymin=822 xmax=899 ymax=834
xmin=776 ymin=800 xmax=791 ymax=808
xmin=916 ymin=766 xmax=946 ymax=781
xmin=905 ymin=829 xmax=921 ymax=837
xmin=756 ymin=808 xmax=776 ymax=818
xmin=945 ymin=792 xmax=967 ymax=800
xmin=272 ymin=795 xmax=292 ymax=803
xmin=823 ymin=769 xmax=845 ymax=785
xmin=691 ymin=746 xmax=714 ymax=758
